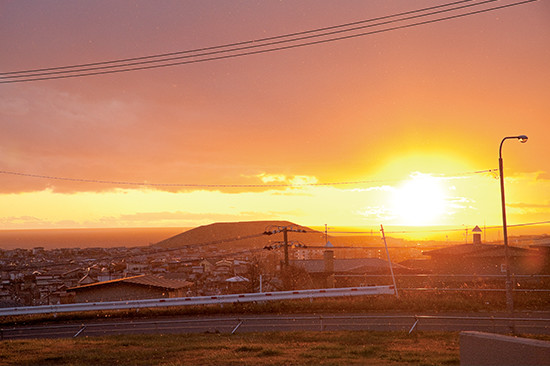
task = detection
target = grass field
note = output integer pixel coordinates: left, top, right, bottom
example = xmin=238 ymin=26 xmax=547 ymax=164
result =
xmin=0 ymin=330 xmax=461 ymax=366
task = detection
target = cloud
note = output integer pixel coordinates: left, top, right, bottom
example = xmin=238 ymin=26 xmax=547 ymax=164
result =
xmin=255 ymin=173 xmax=319 ymax=186
xmin=0 ymin=216 xmax=43 ymax=226
xmin=356 ymin=206 xmax=396 ymax=222
xmin=508 ymin=202 xmax=550 ymax=208
xmin=507 ymin=202 xmax=550 ymax=214
xmin=0 ymin=216 xmax=82 ymax=229
xmin=350 ymin=185 xmax=393 ymax=193
xmin=0 ymin=208 xmax=297 ymax=230
xmin=0 ymin=86 xmax=147 ymax=193
xmin=0 ymin=85 xmax=329 ymax=195
xmin=257 ymin=173 xmax=287 ymax=183
xmin=289 ymin=175 xmax=319 ymax=185
xmin=100 ymin=210 xmax=293 ymax=226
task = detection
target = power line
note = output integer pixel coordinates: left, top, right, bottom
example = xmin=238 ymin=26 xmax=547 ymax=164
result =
xmin=0 ymin=232 xmax=266 ymax=272
xmin=328 ymin=220 xmax=550 ymax=235
xmin=0 ymin=0 xmax=537 ymax=84
xmin=0 ymin=0 xmax=479 ymax=78
xmin=4 ymin=219 xmax=549 ymax=271
xmin=503 ymin=220 xmax=550 ymax=229
xmin=0 ymin=169 xmax=498 ymax=188
xmin=0 ymin=0 xmax=514 ymax=82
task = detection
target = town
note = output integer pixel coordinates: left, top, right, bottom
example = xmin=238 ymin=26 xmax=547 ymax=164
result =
xmin=1 ymin=221 xmax=549 ymax=307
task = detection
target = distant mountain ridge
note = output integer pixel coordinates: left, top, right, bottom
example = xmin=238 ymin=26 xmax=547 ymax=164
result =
xmin=154 ymin=220 xmax=325 ymax=249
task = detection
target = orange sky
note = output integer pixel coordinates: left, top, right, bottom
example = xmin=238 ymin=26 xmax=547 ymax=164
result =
xmin=0 ymin=1 xmax=549 ymax=239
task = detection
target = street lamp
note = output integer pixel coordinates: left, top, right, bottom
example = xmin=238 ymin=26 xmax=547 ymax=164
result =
xmin=499 ymin=134 xmax=528 ymax=313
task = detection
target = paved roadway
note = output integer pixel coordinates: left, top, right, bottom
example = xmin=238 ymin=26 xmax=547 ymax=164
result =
xmin=2 ymin=312 xmax=550 ymax=340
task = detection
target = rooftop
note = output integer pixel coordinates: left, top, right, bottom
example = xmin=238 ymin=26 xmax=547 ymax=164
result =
xmin=68 ymin=274 xmax=192 ymax=291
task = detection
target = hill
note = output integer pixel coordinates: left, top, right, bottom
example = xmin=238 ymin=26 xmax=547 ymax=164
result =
xmin=154 ymin=220 xmax=327 ymax=249
xmin=152 ymin=221 xmax=394 ymax=251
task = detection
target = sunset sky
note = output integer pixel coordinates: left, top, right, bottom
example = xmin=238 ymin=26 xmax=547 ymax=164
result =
xmin=1 ymin=0 xmax=549 ymax=239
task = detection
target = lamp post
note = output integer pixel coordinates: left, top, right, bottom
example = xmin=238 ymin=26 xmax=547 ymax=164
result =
xmin=499 ymin=134 xmax=528 ymax=313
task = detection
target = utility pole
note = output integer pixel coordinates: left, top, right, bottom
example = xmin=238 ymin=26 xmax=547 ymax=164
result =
xmin=380 ymin=225 xmax=399 ymax=298
xmin=283 ymin=227 xmax=289 ymax=267
xmin=263 ymin=225 xmax=307 ymax=290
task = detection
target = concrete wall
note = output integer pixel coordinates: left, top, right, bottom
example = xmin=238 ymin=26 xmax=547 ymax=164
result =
xmin=460 ymin=331 xmax=550 ymax=366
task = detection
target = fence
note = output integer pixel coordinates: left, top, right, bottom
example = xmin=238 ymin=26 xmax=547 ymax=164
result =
xmin=335 ymin=273 xmax=550 ymax=292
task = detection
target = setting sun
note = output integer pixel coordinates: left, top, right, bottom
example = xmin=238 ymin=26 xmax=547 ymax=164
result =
xmin=390 ymin=173 xmax=447 ymax=226
xmin=0 ymin=1 xmax=547 ymax=236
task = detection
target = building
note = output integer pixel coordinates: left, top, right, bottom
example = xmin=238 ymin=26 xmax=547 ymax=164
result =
xmin=125 ymin=262 xmax=148 ymax=276
xmin=529 ymin=239 xmax=550 ymax=274
xmin=472 ymin=225 xmax=482 ymax=244
xmin=423 ymin=226 xmax=542 ymax=275
xmin=290 ymin=250 xmax=411 ymax=288
xmin=68 ymin=275 xmax=193 ymax=303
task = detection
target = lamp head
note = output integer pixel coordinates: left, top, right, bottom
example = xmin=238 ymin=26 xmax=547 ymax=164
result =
xmin=518 ymin=135 xmax=528 ymax=143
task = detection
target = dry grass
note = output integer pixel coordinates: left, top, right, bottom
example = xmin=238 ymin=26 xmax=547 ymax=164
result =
xmin=0 ymin=331 xmax=460 ymax=366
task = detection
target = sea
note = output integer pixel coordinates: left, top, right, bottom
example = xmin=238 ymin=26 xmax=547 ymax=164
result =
xmin=0 ymin=227 xmax=188 ymax=250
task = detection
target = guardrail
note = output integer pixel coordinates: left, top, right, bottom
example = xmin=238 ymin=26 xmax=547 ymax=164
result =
xmin=2 ymin=313 xmax=549 ymax=340
xmin=336 ymin=274 xmax=550 ymax=278
xmin=0 ymin=285 xmax=394 ymax=317
xmin=399 ymin=287 xmax=550 ymax=293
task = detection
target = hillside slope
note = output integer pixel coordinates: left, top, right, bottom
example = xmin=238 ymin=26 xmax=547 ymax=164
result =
xmin=154 ymin=221 xmax=325 ymax=249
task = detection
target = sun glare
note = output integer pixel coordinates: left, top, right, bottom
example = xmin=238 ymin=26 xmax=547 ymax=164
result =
xmin=391 ymin=173 xmax=447 ymax=226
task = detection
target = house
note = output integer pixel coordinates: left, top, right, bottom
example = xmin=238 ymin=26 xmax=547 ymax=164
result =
xmin=78 ymin=273 xmax=97 ymax=286
xmin=214 ymin=259 xmax=233 ymax=276
xmin=472 ymin=225 xmax=483 ymax=244
xmin=61 ymin=267 xmax=86 ymax=288
xmin=125 ymin=262 xmax=148 ymax=276
xmin=233 ymin=260 xmax=249 ymax=276
xmin=290 ymin=250 xmax=411 ymax=288
xmin=225 ymin=275 xmax=250 ymax=293
xmin=529 ymin=240 xmax=550 ymax=274
xmin=199 ymin=258 xmax=216 ymax=274
xmin=422 ymin=226 xmax=542 ymax=275
xmin=68 ymin=275 xmax=193 ymax=303
xmin=97 ymin=267 xmax=122 ymax=282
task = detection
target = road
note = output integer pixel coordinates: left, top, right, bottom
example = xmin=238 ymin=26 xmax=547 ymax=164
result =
xmin=2 ymin=312 xmax=549 ymax=340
